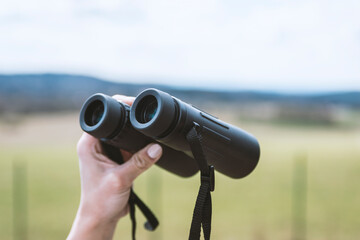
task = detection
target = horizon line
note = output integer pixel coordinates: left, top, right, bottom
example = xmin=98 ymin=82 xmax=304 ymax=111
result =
xmin=1 ymin=72 xmax=359 ymax=95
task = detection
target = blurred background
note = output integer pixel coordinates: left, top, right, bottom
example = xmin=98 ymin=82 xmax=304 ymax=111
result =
xmin=1 ymin=0 xmax=360 ymax=239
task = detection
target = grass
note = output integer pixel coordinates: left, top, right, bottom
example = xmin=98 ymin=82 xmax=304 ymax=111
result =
xmin=0 ymin=113 xmax=359 ymax=240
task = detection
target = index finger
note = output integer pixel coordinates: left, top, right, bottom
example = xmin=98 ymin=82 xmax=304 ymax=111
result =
xmin=112 ymin=95 xmax=135 ymax=106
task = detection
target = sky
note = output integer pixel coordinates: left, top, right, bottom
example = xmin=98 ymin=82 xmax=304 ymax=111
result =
xmin=0 ymin=0 xmax=359 ymax=92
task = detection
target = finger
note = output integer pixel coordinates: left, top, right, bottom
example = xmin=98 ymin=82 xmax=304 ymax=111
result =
xmin=77 ymin=133 xmax=117 ymax=165
xmin=112 ymin=95 xmax=135 ymax=106
xmin=77 ymin=133 xmax=99 ymax=159
xmin=116 ymin=143 xmax=162 ymax=183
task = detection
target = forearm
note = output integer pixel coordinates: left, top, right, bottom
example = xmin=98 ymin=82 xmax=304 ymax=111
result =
xmin=67 ymin=207 xmax=118 ymax=240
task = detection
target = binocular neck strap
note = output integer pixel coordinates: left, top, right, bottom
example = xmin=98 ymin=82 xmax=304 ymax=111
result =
xmin=128 ymin=190 xmax=159 ymax=240
xmin=187 ymin=123 xmax=215 ymax=240
xmin=100 ymin=142 xmax=159 ymax=240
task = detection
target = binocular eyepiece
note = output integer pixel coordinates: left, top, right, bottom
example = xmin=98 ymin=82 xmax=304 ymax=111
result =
xmin=80 ymin=94 xmax=126 ymax=139
xmin=80 ymin=88 xmax=260 ymax=179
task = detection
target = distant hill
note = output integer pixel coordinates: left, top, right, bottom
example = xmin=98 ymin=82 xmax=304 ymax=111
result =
xmin=0 ymin=74 xmax=158 ymax=112
xmin=0 ymin=74 xmax=359 ymax=123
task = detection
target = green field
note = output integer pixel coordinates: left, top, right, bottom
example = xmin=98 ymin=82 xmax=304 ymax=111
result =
xmin=1 ymin=113 xmax=359 ymax=240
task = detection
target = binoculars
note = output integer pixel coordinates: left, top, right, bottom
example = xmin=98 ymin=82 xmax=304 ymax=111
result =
xmin=80 ymin=88 xmax=260 ymax=178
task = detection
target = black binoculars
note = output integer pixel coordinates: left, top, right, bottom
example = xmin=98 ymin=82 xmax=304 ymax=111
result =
xmin=80 ymin=88 xmax=260 ymax=178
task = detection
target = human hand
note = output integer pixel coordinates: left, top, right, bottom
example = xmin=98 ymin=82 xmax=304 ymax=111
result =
xmin=67 ymin=95 xmax=163 ymax=240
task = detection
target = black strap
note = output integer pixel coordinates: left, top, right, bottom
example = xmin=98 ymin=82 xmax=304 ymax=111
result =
xmin=100 ymin=142 xmax=159 ymax=240
xmin=128 ymin=190 xmax=159 ymax=240
xmin=187 ymin=123 xmax=215 ymax=240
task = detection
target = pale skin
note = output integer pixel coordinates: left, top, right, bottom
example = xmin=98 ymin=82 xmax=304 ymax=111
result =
xmin=67 ymin=95 xmax=163 ymax=240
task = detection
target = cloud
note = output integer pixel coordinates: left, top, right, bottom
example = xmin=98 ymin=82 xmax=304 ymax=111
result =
xmin=0 ymin=0 xmax=359 ymax=91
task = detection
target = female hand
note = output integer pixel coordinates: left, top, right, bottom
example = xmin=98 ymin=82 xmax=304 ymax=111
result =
xmin=67 ymin=95 xmax=163 ymax=240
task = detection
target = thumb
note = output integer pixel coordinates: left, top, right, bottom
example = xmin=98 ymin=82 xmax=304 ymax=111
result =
xmin=117 ymin=143 xmax=162 ymax=183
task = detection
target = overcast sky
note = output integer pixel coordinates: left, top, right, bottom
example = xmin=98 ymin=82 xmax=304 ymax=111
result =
xmin=0 ymin=0 xmax=359 ymax=92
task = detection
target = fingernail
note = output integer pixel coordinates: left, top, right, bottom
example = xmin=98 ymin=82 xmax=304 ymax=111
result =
xmin=147 ymin=144 xmax=162 ymax=159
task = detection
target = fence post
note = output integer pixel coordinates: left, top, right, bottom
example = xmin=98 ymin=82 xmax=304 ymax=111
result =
xmin=292 ymin=153 xmax=307 ymax=240
xmin=13 ymin=160 xmax=28 ymax=240
xmin=147 ymin=170 xmax=163 ymax=240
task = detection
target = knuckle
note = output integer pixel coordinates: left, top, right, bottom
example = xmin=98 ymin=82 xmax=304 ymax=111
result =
xmin=133 ymin=153 xmax=150 ymax=170
xmin=112 ymin=95 xmax=125 ymax=101
xmin=76 ymin=134 xmax=94 ymax=158
xmin=76 ymin=139 xmax=87 ymax=157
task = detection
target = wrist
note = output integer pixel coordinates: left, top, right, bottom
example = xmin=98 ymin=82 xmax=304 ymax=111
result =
xmin=67 ymin=206 xmax=118 ymax=240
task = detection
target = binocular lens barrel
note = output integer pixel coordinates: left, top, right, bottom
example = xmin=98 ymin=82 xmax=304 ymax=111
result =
xmin=130 ymin=89 xmax=260 ymax=178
